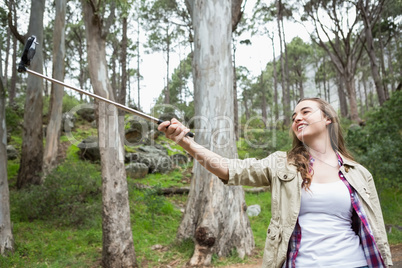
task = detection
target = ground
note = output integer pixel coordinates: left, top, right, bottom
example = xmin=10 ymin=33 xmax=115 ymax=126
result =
xmin=221 ymin=244 xmax=402 ymax=268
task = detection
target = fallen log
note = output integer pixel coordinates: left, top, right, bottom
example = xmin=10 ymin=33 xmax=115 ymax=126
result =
xmin=134 ymin=183 xmax=269 ymax=195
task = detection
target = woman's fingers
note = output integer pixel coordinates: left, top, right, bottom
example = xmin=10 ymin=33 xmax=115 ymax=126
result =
xmin=157 ymin=119 xmax=188 ymax=143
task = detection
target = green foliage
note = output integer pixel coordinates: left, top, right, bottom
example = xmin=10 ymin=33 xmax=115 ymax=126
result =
xmin=136 ymin=184 xmax=166 ymax=227
xmin=380 ymin=188 xmax=402 ymax=245
xmin=5 ymin=106 xmax=23 ymax=132
xmin=11 ymin=160 xmax=102 ymax=228
xmin=346 ymin=91 xmax=402 ymax=192
xmin=238 ymin=128 xmax=292 ymax=159
xmin=62 ymin=94 xmax=83 ymax=113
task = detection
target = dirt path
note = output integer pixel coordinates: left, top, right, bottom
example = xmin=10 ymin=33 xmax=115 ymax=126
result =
xmin=221 ymin=244 xmax=402 ymax=268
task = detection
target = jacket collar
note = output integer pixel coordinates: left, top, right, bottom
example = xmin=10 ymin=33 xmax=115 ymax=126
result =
xmin=337 ymin=151 xmax=358 ymax=167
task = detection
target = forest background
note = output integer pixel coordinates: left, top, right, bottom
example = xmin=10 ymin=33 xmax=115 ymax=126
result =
xmin=0 ymin=0 xmax=401 ymax=267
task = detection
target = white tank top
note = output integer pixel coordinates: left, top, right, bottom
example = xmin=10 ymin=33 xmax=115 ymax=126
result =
xmin=296 ymin=180 xmax=367 ymax=268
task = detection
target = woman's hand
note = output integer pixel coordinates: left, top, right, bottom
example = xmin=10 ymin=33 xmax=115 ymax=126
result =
xmin=157 ymin=118 xmax=191 ymax=146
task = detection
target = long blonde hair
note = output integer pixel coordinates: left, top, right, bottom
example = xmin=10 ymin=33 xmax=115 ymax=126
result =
xmin=287 ymin=98 xmax=354 ymax=189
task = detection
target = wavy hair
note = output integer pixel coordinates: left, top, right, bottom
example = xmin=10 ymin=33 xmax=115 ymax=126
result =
xmin=287 ymin=98 xmax=354 ymax=189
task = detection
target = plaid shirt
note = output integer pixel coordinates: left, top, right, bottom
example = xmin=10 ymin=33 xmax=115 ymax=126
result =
xmin=284 ymin=154 xmax=385 ymax=268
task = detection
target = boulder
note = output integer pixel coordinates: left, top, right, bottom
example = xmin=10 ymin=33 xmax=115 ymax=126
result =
xmin=77 ymin=107 xmax=95 ymax=122
xmin=6 ymin=145 xmax=18 ymax=160
xmin=246 ymin=204 xmax=261 ymax=217
xmin=61 ymin=113 xmax=76 ymax=132
xmin=78 ymin=136 xmax=100 ymax=161
xmin=125 ymin=145 xmax=172 ymax=174
xmin=125 ymin=163 xmax=149 ymax=179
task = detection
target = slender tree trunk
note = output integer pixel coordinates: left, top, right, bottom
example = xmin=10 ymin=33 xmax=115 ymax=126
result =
xmin=260 ymin=72 xmax=267 ymax=128
xmin=270 ymin=35 xmax=279 ymax=121
xmin=9 ymin=1 xmax=18 ymax=106
xmin=43 ymin=0 xmax=66 ymax=174
xmin=233 ymin=53 xmax=239 ymax=140
xmin=165 ymin=26 xmax=170 ymax=105
xmin=386 ymin=46 xmax=396 ymax=92
xmin=180 ymin=1 xmax=254 ymax=265
xmin=281 ymin=16 xmax=291 ymax=115
xmin=358 ymin=79 xmax=364 ymax=116
xmin=3 ymin=27 xmax=10 ymax=87
xmin=0 ymin=77 xmax=14 ymax=256
xmin=360 ymin=5 xmax=387 ymax=105
xmin=119 ymin=16 xmax=128 ymax=139
xmin=345 ymin=76 xmax=360 ymax=122
xmin=362 ymin=74 xmax=369 ymax=112
xmin=10 ymin=32 xmax=17 ymax=106
xmin=82 ymin=2 xmax=137 ymax=267
xmin=137 ymin=16 xmax=141 ymax=109
xmin=16 ymin=0 xmax=45 ymax=189
xmin=243 ymin=93 xmax=250 ymax=121
xmin=337 ymin=72 xmax=348 ymax=117
xmin=276 ymin=0 xmax=289 ymax=125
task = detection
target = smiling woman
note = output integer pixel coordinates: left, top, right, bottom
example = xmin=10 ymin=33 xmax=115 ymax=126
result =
xmin=157 ymin=97 xmax=393 ymax=268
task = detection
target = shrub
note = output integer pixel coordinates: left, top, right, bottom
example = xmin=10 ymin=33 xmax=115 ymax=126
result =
xmin=346 ymin=91 xmax=402 ymax=192
xmin=11 ymin=160 xmax=102 ymax=228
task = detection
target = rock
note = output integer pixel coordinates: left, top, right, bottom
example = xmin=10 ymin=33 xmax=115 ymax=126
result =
xmin=246 ymin=204 xmax=261 ymax=217
xmin=78 ymin=136 xmax=100 ymax=161
xmin=125 ymin=163 xmax=149 ymax=179
xmin=125 ymin=128 xmax=142 ymax=144
xmin=77 ymin=107 xmax=95 ymax=122
xmin=125 ymin=145 xmax=172 ymax=173
xmin=61 ymin=113 xmax=76 ymax=132
xmin=6 ymin=145 xmax=18 ymax=160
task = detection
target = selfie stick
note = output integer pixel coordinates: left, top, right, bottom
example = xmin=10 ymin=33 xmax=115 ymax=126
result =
xmin=17 ymin=35 xmax=194 ymax=137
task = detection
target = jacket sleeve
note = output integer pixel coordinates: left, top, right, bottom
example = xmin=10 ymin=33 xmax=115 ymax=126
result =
xmin=224 ymin=152 xmax=285 ymax=187
xmin=366 ymin=173 xmax=393 ymax=267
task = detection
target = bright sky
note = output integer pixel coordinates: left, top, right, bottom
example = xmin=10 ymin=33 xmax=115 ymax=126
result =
xmin=138 ymin=1 xmax=311 ymax=113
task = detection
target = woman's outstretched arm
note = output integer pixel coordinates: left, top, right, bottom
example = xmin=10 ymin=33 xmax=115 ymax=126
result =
xmin=157 ymin=119 xmax=229 ymax=181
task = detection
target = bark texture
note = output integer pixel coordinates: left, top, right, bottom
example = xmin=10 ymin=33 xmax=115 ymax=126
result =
xmin=43 ymin=0 xmax=66 ymax=173
xmin=0 ymin=75 xmax=14 ymax=256
xmin=180 ymin=1 xmax=254 ymax=266
xmin=17 ymin=0 xmax=45 ymax=189
xmin=82 ymin=1 xmax=137 ymax=267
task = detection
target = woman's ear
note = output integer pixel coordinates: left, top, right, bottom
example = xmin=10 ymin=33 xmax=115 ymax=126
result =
xmin=326 ymin=118 xmax=332 ymax=125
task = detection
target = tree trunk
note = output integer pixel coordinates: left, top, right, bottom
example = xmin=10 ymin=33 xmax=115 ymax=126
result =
xmin=281 ymin=16 xmax=291 ymax=114
xmin=82 ymin=2 xmax=137 ymax=267
xmin=180 ymin=1 xmax=254 ymax=266
xmin=359 ymin=0 xmax=387 ymax=105
xmin=270 ymin=35 xmax=279 ymax=122
xmin=345 ymin=76 xmax=360 ymax=122
xmin=16 ymin=0 xmax=45 ymax=189
xmin=119 ymin=16 xmax=128 ymax=139
xmin=276 ymin=0 xmax=289 ymax=126
xmin=43 ymin=0 xmax=66 ymax=174
xmin=337 ymin=72 xmax=348 ymax=117
xmin=233 ymin=62 xmax=239 ymax=140
xmin=0 ymin=76 xmax=14 ymax=256
xmin=165 ymin=26 xmax=170 ymax=105
xmin=8 ymin=1 xmax=18 ymax=106
xmin=260 ymin=72 xmax=267 ymax=128
xmin=136 ymin=15 xmax=141 ymax=109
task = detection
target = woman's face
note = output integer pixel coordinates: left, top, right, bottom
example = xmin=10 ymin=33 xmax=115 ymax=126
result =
xmin=291 ymin=100 xmax=331 ymax=143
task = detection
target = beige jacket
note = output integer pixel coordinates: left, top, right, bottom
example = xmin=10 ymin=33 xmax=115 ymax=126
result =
xmin=226 ymin=151 xmax=393 ymax=267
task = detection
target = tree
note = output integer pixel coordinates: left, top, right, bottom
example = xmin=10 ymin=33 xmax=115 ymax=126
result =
xmin=142 ymin=0 xmax=189 ymax=105
xmin=287 ymin=37 xmax=312 ymax=100
xmin=177 ymin=0 xmax=254 ymax=265
xmin=0 ymin=74 xmax=14 ymax=256
xmin=9 ymin=0 xmax=46 ymax=188
xmin=356 ymin=0 xmax=388 ymax=105
xmin=303 ymin=0 xmax=364 ymax=122
xmin=43 ymin=0 xmax=66 ymax=173
xmin=81 ymin=1 xmax=137 ymax=267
